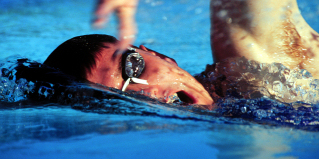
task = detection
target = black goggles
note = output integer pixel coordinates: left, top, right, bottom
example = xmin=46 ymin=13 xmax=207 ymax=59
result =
xmin=121 ymin=47 xmax=148 ymax=92
xmin=121 ymin=47 xmax=145 ymax=81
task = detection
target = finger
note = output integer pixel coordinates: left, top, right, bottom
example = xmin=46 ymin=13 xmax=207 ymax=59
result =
xmin=95 ymin=0 xmax=116 ymax=16
xmin=117 ymin=31 xmax=136 ymax=51
xmin=93 ymin=0 xmax=116 ymax=28
xmin=116 ymin=5 xmax=138 ymax=50
xmin=93 ymin=17 xmax=110 ymax=29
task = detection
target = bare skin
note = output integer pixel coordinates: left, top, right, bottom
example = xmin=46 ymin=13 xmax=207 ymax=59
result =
xmin=211 ymin=0 xmax=319 ymax=78
xmin=94 ymin=0 xmax=319 ymax=78
xmin=86 ymin=43 xmax=214 ymax=109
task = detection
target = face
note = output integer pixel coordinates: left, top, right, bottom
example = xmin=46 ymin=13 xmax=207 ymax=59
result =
xmin=87 ymin=43 xmax=214 ymax=109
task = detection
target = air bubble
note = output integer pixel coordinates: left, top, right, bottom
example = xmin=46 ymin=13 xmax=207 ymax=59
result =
xmin=241 ymin=107 xmax=247 ymax=113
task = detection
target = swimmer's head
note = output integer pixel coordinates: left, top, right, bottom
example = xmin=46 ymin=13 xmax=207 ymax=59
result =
xmin=44 ymin=34 xmax=118 ymax=80
xmin=44 ymin=34 xmax=213 ymax=107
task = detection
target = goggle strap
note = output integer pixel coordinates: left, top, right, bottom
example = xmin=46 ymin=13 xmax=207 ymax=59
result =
xmin=121 ymin=77 xmax=149 ymax=92
xmin=131 ymin=77 xmax=148 ymax=85
xmin=122 ymin=78 xmax=131 ymax=92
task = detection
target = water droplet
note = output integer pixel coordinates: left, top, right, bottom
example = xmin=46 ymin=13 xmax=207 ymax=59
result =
xmin=241 ymin=107 xmax=247 ymax=113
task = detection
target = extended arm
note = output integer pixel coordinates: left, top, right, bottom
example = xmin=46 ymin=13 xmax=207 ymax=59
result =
xmin=211 ymin=0 xmax=319 ymax=77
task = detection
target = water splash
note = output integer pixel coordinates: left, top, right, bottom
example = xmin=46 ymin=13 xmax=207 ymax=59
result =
xmin=195 ymin=57 xmax=319 ymax=128
xmin=196 ymin=57 xmax=319 ymax=104
xmin=0 ymin=57 xmax=35 ymax=102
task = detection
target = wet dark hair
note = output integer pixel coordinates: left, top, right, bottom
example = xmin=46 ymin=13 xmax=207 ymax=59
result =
xmin=44 ymin=34 xmax=118 ymax=80
xmin=12 ymin=34 xmax=118 ymax=102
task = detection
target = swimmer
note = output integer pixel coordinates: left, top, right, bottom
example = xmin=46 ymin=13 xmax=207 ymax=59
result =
xmin=16 ymin=0 xmax=319 ymax=110
xmin=94 ymin=0 xmax=319 ymax=78
xmin=43 ymin=34 xmax=214 ymax=108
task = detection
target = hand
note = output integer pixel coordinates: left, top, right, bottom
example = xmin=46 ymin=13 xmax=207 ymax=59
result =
xmin=93 ymin=0 xmax=139 ymax=50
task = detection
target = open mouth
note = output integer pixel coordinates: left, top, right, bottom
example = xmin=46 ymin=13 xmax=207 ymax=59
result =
xmin=166 ymin=91 xmax=195 ymax=104
xmin=165 ymin=90 xmax=214 ymax=110
xmin=177 ymin=91 xmax=195 ymax=104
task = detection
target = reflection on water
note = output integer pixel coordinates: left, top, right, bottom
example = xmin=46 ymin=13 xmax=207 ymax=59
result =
xmin=1 ymin=106 xmax=319 ymax=158
xmin=0 ymin=107 xmax=216 ymax=158
xmin=0 ymin=107 xmax=205 ymax=143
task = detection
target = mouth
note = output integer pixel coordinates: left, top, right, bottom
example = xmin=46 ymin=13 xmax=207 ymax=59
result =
xmin=162 ymin=89 xmax=214 ymax=110
xmin=166 ymin=91 xmax=195 ymax=104
xmin=177 ymin=91 xmax=196 ymax=104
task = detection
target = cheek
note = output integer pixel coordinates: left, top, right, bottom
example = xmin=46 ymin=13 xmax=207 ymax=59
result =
xmin=98 ymin=68 xmax=123 ymax=89
xmin=169 ymin=67 xmax=186 ymax=76
xmin=148 ymin=67 xmax=172 ymax=81
xmin=142 ymin=62 xmax=187 ymax=85
xmin=149 ymin=67 xmax=160 ymax=74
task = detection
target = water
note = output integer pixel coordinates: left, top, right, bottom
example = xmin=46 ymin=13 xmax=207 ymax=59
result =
xmin=1 ymin=0 xmax=319 ymax=158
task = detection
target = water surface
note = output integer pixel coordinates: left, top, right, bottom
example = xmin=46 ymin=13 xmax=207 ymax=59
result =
xmin=1 ymin=0 xmax=319 ymax=158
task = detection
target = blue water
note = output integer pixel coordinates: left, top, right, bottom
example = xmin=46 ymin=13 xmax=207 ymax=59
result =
xmin=1 ymin=0 xmax=319 ymax=158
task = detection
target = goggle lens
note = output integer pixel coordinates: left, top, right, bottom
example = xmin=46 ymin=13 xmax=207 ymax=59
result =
xmin=124 ymin=52 xmax=145 ymax=78
xmin=121 ymin=48 xmax=148 ymax=92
